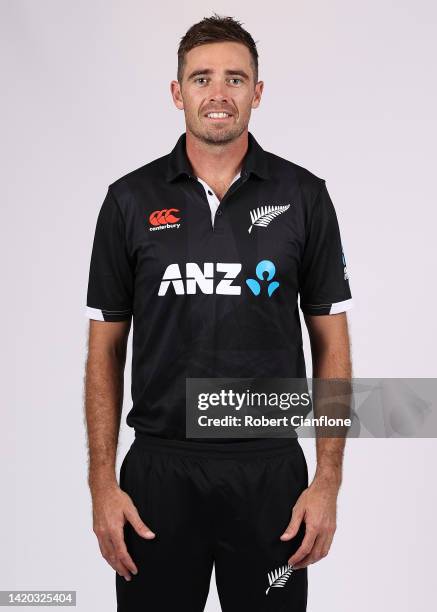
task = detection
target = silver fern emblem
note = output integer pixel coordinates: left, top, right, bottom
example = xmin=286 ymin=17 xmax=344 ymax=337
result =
xmin=248 ymin=204 xmax=291 ymax=234
xmin=265 ymin=564 xmax=294 ymax=595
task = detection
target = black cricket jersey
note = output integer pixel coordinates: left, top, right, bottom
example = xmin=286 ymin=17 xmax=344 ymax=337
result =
xmin=85 ymin=132 xmax=353 ymax=441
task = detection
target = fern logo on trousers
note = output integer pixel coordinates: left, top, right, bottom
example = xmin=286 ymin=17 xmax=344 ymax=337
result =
xmin=265 ymin=564 xmax=294 ymax=595
xmin=248 ymin=204 xmax=291 ymax=233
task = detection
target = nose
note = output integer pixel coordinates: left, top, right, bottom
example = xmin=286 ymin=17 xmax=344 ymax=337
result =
xmin=208 ymin=80 xmax=229 ymax=102
xmin=210 ymin=94 xmax=227 ymax=103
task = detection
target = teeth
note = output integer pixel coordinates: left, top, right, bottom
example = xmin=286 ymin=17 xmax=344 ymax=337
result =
xmin=207 ymin=112 xmax=230 ymax=118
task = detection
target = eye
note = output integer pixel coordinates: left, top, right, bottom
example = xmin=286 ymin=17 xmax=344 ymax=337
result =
xmin=194 ymin=77 xmax=208 ymax=85
xmin=229 ymin=78 xmax=243 ymax=85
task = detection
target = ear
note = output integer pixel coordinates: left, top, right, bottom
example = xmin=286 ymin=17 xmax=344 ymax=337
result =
xmin=170 ymin=80 xmax=184 ymax=110
xmin=252 ymin=81 xmax=264 ymax=109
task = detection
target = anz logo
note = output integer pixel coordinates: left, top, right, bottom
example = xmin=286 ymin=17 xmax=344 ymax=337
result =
xmin=246 ymin=260 xmax=280 ymax=296
xmin=158 ymin=260 xmax=280 ymax=297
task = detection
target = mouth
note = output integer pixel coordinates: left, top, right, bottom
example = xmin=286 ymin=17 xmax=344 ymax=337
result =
xmin=204 ymin=111 xmax=233 ymax=121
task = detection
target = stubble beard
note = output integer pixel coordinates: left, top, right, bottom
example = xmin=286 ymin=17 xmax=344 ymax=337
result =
xmin=186 ymin=112 xmax=248 ymax=146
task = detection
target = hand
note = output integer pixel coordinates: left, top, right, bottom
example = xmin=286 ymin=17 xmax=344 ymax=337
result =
xmin=92 ymin=483 xmax=155 ymax=581
xmin=279 ymin=478 xmax=338 ymax=569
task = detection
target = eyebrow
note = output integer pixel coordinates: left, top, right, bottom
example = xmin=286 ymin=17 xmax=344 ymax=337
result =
xmin=186 ymin=68 xmax=250 ymax=81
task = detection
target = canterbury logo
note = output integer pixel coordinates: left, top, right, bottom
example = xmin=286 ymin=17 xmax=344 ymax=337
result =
xmin=265 ymin=564 xmax=294 ymax=595
xmin=248 ymin=204 xmax=291 ymax=233
xmin=149 ymin=208 xmax=181 ymax=231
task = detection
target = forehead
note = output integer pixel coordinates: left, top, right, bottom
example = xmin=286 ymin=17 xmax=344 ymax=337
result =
xmin=184 ymin=41 xmax=253 ymax=71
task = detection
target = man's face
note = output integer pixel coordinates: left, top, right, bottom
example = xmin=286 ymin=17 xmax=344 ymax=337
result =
xmin=171 ymin=41 xmax=264 ymax=145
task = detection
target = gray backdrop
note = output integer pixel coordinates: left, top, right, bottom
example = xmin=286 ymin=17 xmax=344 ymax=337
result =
xmin=1 ymin=1 xmax=436 ymax=610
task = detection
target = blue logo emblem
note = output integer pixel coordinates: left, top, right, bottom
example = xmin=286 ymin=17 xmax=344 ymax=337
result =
xmin=246 ymin=260 xmax=280 ymax=297
xmin=341 ymin=245 xmax=346 ymax=266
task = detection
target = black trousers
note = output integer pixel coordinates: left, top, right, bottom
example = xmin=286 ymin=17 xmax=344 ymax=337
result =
xmin=116 ymin=434 xmax=308 ymax=612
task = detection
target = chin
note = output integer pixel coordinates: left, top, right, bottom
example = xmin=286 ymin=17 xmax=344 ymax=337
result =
xmin=204 ymin=131 xmax=235 ymax=144
xmin=203 ymin=125 xmax=245 ymax=145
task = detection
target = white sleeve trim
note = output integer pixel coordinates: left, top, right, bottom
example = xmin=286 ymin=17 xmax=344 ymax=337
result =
xmin=85 ymin=306 xmax=104 ymax=320
xmin=329 ymin=298 xmax=354 ymax=314
xmin=85 ymin=306 xmax=132 ymax=320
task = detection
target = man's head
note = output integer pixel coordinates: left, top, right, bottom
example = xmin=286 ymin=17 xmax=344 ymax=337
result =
xmin=170 ymin=14 xmax=264 ymax=145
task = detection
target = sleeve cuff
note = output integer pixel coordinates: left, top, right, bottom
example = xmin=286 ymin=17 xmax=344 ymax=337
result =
xmin=85 ymin=306 xmax=132 ymax=321
xmin=300 ymin=298 xmax=353 ymax=315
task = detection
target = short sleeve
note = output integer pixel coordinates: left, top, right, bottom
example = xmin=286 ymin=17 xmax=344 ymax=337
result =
xmin=85 ymin=187 xmax=134 ymax=321
xmin=299 ymin=181 xmax=353 ymax=315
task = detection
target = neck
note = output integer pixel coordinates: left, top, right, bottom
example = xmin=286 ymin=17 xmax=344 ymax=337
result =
xmin=185 ymin=128 xmax=248 ymax=182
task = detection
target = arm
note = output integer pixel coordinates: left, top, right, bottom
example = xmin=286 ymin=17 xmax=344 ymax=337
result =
xmin=85 ymin=319 xmax=129 ymax=494
xmin=84 ymin=319 xmax=155 ymax=582
xmin=306 ymin=310 xmax=351 ymax=488
xmin=280 ymin=312 xmax=352 ymax=568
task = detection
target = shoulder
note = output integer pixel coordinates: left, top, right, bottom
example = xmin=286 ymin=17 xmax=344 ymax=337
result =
xmin=265 ymin=150 xmax=326 ymax=202
xmin=107 ymin=152 xmax=169 ymax=201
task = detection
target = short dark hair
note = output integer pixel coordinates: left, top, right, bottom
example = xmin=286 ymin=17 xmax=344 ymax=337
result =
xmin=177 ymin=13 xmax=259 ymax=84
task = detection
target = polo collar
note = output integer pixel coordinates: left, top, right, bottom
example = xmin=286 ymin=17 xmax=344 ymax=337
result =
xmin=165 ymin=131 xmax=270 ymax=182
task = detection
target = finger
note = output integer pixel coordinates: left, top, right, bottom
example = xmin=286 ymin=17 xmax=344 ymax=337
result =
xmin=320 ymin=529 xmax=335 ymax=559
xmin=112 ymin=529 xmax=138 ymax=575
xmin=280 ymin=506 xmax=304 ymax=540
xmin=125 ymin=505 xmax=155 ymax=539
xmin=293 ymin=534 xmax=326 ymax=569
xmin=97 ymin=535 xmax=112 ymax=560
xmin=108 ymin=534 xmax=135 ymax=581
xmin=290 ymin=553 xmax=312 ymax=569
xmin=324 ymin=528 xmax=335 ymax=551
xmin=101 ymin=534 xmax=132 ymax=581
xmin=287 ymin=527 xmax=317 ymax=567
xmin=113 ymin=559 xmax=133 ymax=581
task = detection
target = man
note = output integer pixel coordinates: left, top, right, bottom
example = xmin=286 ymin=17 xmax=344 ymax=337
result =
xmin=84 ymin=14 xmax=353 ymax=612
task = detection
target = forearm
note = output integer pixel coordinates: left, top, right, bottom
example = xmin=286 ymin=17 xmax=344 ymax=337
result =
xmin=313 ymin=438 xmax=345 ymax=491
xmin=312 ymin=339 xmax=351 ymax=490
xmin=84 ymin=344 xmax=125 ymax=497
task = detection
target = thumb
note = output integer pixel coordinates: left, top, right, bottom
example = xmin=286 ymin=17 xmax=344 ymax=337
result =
xmin=280 ymin=506 xmax=304 ymax=540
xmin=125 ymin=504 xmax=156 ymax=539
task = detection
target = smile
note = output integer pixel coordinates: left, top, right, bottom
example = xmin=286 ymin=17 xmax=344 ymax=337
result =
xmin=205 ymin=112 xmax=232 ymax=119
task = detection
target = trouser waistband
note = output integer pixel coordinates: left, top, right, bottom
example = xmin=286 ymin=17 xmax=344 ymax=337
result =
xmin=133 ymin=432 xmax=300 ymax=458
